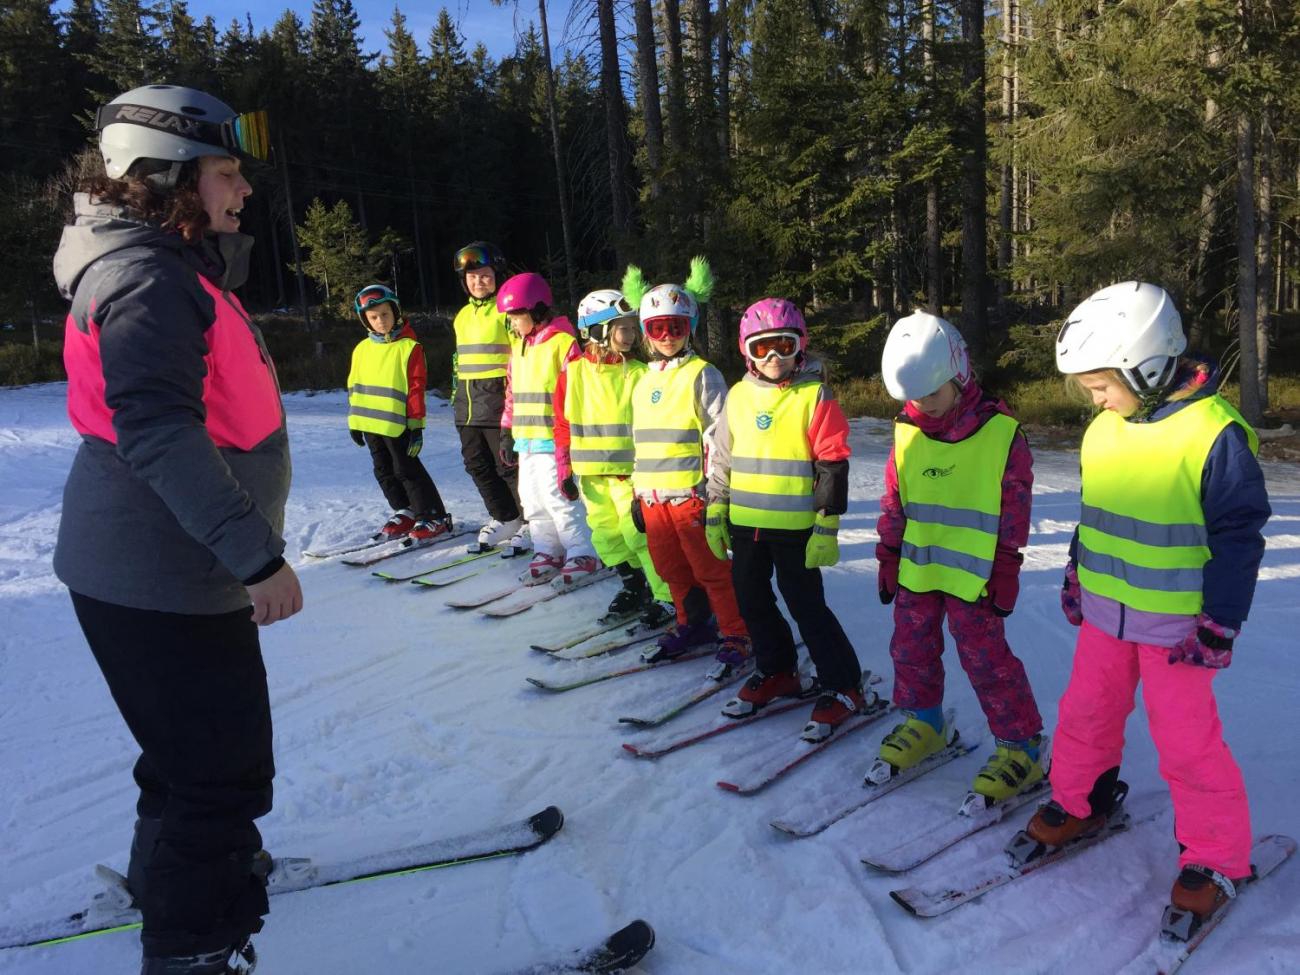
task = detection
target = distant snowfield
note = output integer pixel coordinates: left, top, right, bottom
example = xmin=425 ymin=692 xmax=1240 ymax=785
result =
xmin=1 ymin=384 xmax=1297 ymax=975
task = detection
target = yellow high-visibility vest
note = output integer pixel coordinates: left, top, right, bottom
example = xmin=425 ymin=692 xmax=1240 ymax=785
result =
xmin=453 ymin=300 xmax=511 ymax=380
xmin=725 ymin=377 xmax=820 ymax=530
xmin=348 ymin=336 xmax=416 ymax=437
xmin=510 ymin=329 xmax=576 ymax=440
xmin=632 ymin=357 xmax=709 ymax=492
xmin=566 ymin=356 xmax=646 ymax=475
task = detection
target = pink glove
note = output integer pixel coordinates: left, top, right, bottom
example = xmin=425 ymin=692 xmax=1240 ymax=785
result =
xmin=876 ymin=543 xmax=900 ymax=605
xmin=1061 ymin=564 xmax=1083 ymax=626
xmin=987 ymin=553 xmax=1022 ymax=618
xmin=556 ymin=450 xmax=578 ymax=501
xmin=1168 ymin=614 xmax=1236 ymax=669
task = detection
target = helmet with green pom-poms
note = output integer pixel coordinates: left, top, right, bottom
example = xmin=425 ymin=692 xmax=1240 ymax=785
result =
xmin=621 ymin=256 xmax=715 ymax=334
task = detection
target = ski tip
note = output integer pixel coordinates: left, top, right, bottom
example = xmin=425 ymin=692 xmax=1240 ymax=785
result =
xmin=529 ymin=805 xmax=566 ymax=839
xmin=768 ymin=821 xmax=803 ymax=838
xmin=616 ymin=717 xmax=648 ymax=727
xmin=582 ymin=920 xmax=655 ymax=973
xmin=888 ymin=889 xmax=922 ymax=916
xmin=716 ymin=781 xmax=742 ymax=793
xmin=525 ymin=677 xmax=553 ymax=691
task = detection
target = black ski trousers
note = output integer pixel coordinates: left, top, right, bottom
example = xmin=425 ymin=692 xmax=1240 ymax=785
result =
xmin=70 ymin=592 xmax=274 ymax=958
xmin=365 ymin=430 xmax=445 ymax=519
xmin=729 ymin=527 xmax=862 ymax=693
xmin=458 ymin=424 xmax=521 ymax=522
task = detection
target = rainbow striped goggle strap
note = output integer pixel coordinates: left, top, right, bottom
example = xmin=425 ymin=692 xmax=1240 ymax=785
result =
xmin=97 ymin=104 xmax=272 ymax=163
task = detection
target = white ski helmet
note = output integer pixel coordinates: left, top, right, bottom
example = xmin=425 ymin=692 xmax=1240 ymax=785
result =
xmin=1055 ymin=281 xmax=1186 ymax=392
xmin=577 ymin=288 xmax=636 ymax=343
xmin=639 ymin=283 xmax=700 ymax=332
xmin=880 ymin=311 xmax=972 ymax=401
xmin=96 ymin=84 xmax=270 ymax=188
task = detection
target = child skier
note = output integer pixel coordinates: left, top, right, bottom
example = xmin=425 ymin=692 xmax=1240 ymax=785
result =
xmin=874 ymin=311 xmax=1045 ymax=801
xmin=708 ymin=299 xmax=863 ymax=742
xmin=1025 ymin=281 xmax=1269 ymax=925
xmin=497 ymin=272 xmax=598 ymax=587
xmin=347 ymin=285 xmax=452 ymax=542
xmin=451 ymin=241 xmax=529 ymax=556
xmin=554 ymin=289 xmax=674 ymax=625
xmin=624 ymin=258 xmax=751 ymax=669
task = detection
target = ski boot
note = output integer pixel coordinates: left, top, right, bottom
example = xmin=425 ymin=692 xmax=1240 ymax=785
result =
xmin=380 ymin=509 xmax=416 ymax=539
xmin=969 ymin=734 xmax=1046 ymax=803
xmin=801 ymin=685 xmax=870 ymax=743
xmin=1163 ymin=864 xmax=1246 ymax=941
xmin=409 ymin=513 xmax=453 ymax=542
xmin=640 ymin=618 xmax=718 ymax=664
xmin=638 ymin=600 xmax=675 ymax=629
xmin=721 ymin=669 xmax=815 ymax=718
xmin=141 ymin=937 xmax=257 ymax=974
xmin=553 ymin=555 xmax=600 ymax=590
xmin=521 ymin=551 xmax=562 ymax=585
xmin=706 ymin=635 xmax=752 ymax=681
xmin=503 ymin=521 xmax=532 ymax=558
xmin=1024 ymin=776 xmax=1128 ymax=849
xmin=606 ymin=563 xmax=651 ymax=618
xmin=471 ymin=516 xmax=520 ymax=554
xmin=867 ymin=708 xmax=957 ymax=784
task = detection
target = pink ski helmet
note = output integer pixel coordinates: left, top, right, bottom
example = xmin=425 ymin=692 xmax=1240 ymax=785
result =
xmin=738 ymin=298 xmax=807 ymax=370
xmin=496 ymin=272 xmax=553 ymax=317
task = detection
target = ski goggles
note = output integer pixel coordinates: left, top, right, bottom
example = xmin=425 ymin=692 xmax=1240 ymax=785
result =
xmin=357 ymin=287 xmax=397 ymax=310
xmin=744 ymin=331 xmax=801 ymax=361
xmin=454 ymin=245 xmax=498 ymax=274
xmin=97 ymin=104 xmax=273 ymax=163
xmin=644 ymin=317 xmax=691 ymax=340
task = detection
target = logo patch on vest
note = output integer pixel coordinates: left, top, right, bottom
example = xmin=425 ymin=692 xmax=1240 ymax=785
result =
xmin=922 ymin=464 xmax=954 ymax=479
xmin=755 ymin=412 xmax=773 ymax=431
xmin=650 ymin=389 xmax=662 ymax=404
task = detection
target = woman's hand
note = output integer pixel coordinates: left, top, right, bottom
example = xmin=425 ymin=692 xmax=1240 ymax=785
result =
xmin=247 ymin=562 xmax=304 ymax=625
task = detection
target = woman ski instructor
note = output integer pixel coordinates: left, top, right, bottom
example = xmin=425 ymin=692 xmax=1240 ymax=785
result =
xmin=53 ymin=84 xmax=301 ymax=974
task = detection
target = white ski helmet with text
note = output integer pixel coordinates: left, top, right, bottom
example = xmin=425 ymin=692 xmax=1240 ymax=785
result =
xmin=1055 ymin=281 xmax=1186 ymax=392
xmin=880 ymin=311 xmax=971 ymax=401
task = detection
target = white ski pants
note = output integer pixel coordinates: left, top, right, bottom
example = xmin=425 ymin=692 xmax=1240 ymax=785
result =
xmin=518 ymin=451 xmax=594 ymax=561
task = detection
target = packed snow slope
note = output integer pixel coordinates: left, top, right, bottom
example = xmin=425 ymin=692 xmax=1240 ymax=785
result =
xmin=1 ymin=384 xmax=1297 ymax=975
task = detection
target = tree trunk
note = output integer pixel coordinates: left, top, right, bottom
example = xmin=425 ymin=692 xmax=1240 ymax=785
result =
xmin=1256 ymin=106 xmax=1273 ymax=409
xmin=1236 ymin=111 xmax=1261 ymax=423
xmin=716 ymin=0 xmax=730 ymax=156
xmin=662 ymin=0 xmax=688 ymax=155
xmin=633 ymin=0 xmax=664 ymax=197
xmin=923 ymin=0 xmax=941 ymax=313
xmin=997 ymin=0 xmax=1016 ymax=316
xmin=959 ymin=0 xmax=989 ymax=354
xmin=537 ymin=0 xmax=578 ymax=305
xmin=597 ymin=0 xmax=630 ymax=260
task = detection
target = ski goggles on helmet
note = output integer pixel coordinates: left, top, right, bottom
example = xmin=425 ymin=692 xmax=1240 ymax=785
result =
xmin=454 ymin=244 xmax=499 ymax=274
xmin=355 ymin=285 xmax=400 ymax=316
xmin=644 ymin=317 xmax=691 ymax=340
xmin=96 ymin=104 xmax=272 ymax=163
xmin=744 ymin=331 xmax=801 ymax=361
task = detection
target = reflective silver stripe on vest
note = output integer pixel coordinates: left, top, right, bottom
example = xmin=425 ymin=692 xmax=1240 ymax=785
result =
xmin=457 ymin=362 xmax=507 ymax=375
xmin=634 ymin=456 xmax=700 ymax=473
xmin=572 ymin=448 xmax=635 ymax=464
xmin=513 ymin=392 xmax=553 ymax=404
xmin=1080 ymin=503 xmax=1207 ymax=549
xmin=901 ymin=542 xmax=994 ymax=579
xmin=458 ymin=343 xmax=511 ymax=354
xmin=571 ymin=422 xmax=633 ymax=438
xmin=903 ymin=501 xmax=1000 ymax=535
xmin=1077 ymin=544 xmax=1203 ymax=593
xmin=350 ymin=383 xmax=406 ymax=403
xmin=634 ymin=428 xmax=701 ymax=444
xmin=730 ymin=489 xmax=815 ymax=513
xmin=812 ymin=523 xmax=837 ymax=536
xmin=349 ymin=405 xmax=407 ymax=425
xmin=731 ymin=456 xmax=815 ymax=477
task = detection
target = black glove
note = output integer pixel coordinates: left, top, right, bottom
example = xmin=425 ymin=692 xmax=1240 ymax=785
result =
xmin=631 ymin=498 xmax=646 ymax=533
xmin=349 ymin=429 xmax=365 ymax=447
xmin=560 ymin=475 xmax=579 ymax=501
xmin=498 ymin=428 xmax=518 ymax=470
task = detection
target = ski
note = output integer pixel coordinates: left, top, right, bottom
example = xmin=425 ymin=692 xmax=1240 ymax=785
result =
xmin=445 ymin=581 xmax=524 ymax=609
xmin=526 ymin=646 xmax=718 ymax=693
xmin=617 ymin=662 xmax=753 ymax=728
xmin=0 ymin=806 xmax=564 ymax=951
xmin=770 ymin=735 xmax=978 ymax=838
xmin=716 ymin=695 xmax=895 ymax=795
xmin=529 ymin=613 xmax=647 ymax=653
xmin=505 ymin=919 xmax=656 ymax=975
xmin=340 ymin=528 xmax=472 ymax=567
xmin=411 ymin=566 xmax=491 ymax=589
xmin=889 ymin=793 xmax=1148 ymax=917
xmin=548 ymin=624 xmax=667 ymax=661
xmin=372 ymin=547 xmax=497 ymax=582
xmin=1146 ymin=834 xmax=1294 ymax=975
xmin=303 ymin=533 xmax=391 ymax=559
xmin=621 ymin=694 xmax=814 ymax=760
xmin=860 ymin=778 xmax=1051 ymax=873
xmin=481 ymin=568 xmax=616 ymax=618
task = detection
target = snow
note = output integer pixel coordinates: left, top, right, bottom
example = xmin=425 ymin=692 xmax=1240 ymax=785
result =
xmin=1 ymin=383 xmax=1297 ymax=974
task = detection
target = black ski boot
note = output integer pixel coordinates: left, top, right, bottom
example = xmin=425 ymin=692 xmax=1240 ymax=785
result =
xmin=141 ymin=937 xmax=257 ymax=974
xmin=607 ymin=563 xmax=650 ymax=617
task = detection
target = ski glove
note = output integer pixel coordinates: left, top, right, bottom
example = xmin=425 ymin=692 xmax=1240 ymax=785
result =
xmin=1061 ymin=563 xmax=1083 ymax=627
xmin=556 ymin=450 xmax=578 ymax=501
xmin=705 ymin=502 xmax=729 ymax=561
xmin=987 ymin=552 xmax=1023 ymax=618
xmin=804 ymin=513 xmax=840 ymax=570
xmin=1168 ymin=614 xmax=1236 ymax=669
xmin=631 ymin=498 xmax=646 ymax=533
xmin=406 ymin=428 xmax=423 ymax=458
xmin=350 ymin=429 xmax=365 ymax=447
xmin=498 ymin=428 xmax=518 ymax=470
xmin=876 ymin=543 xmax=900 ymax=604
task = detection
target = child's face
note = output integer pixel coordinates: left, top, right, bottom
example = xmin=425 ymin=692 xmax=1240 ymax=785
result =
xmin=507 ymin=310 xmax=537 ymax=337
xmin=645 ymin=316 xmax=690 ymax=358
xmin=466 ymin=268 xmax=496 ymax=299
xmin=365 ymin=304 xmax=397 ymax=334
xmin=756 ymin=355 xmax=795 ymax=382
xmin=910 ymin=380 xmax=960 ymax=418
xmin=1077 ymin=372 xmax=1140 ymax=417
xmin=608 ymin=321 xmax=640 ymax=354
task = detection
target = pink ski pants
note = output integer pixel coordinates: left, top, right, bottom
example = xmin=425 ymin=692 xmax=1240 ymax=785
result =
xmin=1050 ymin=621 xmax=1252 ymax=878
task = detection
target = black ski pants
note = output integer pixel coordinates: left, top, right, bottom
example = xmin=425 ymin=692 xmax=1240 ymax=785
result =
xmin=70 ymin=592 xmax=274 ymax=958
xmin=458 ymin=424 xmax=521 ymax=522
xmin=365 ymin=430 xmax=445 ymax=519
xmin=729 ymin=527 xmax=862 ymax=693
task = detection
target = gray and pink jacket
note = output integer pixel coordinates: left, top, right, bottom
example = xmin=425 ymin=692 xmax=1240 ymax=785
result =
xmin=52 ymin=193 xmax=290 ymax=615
